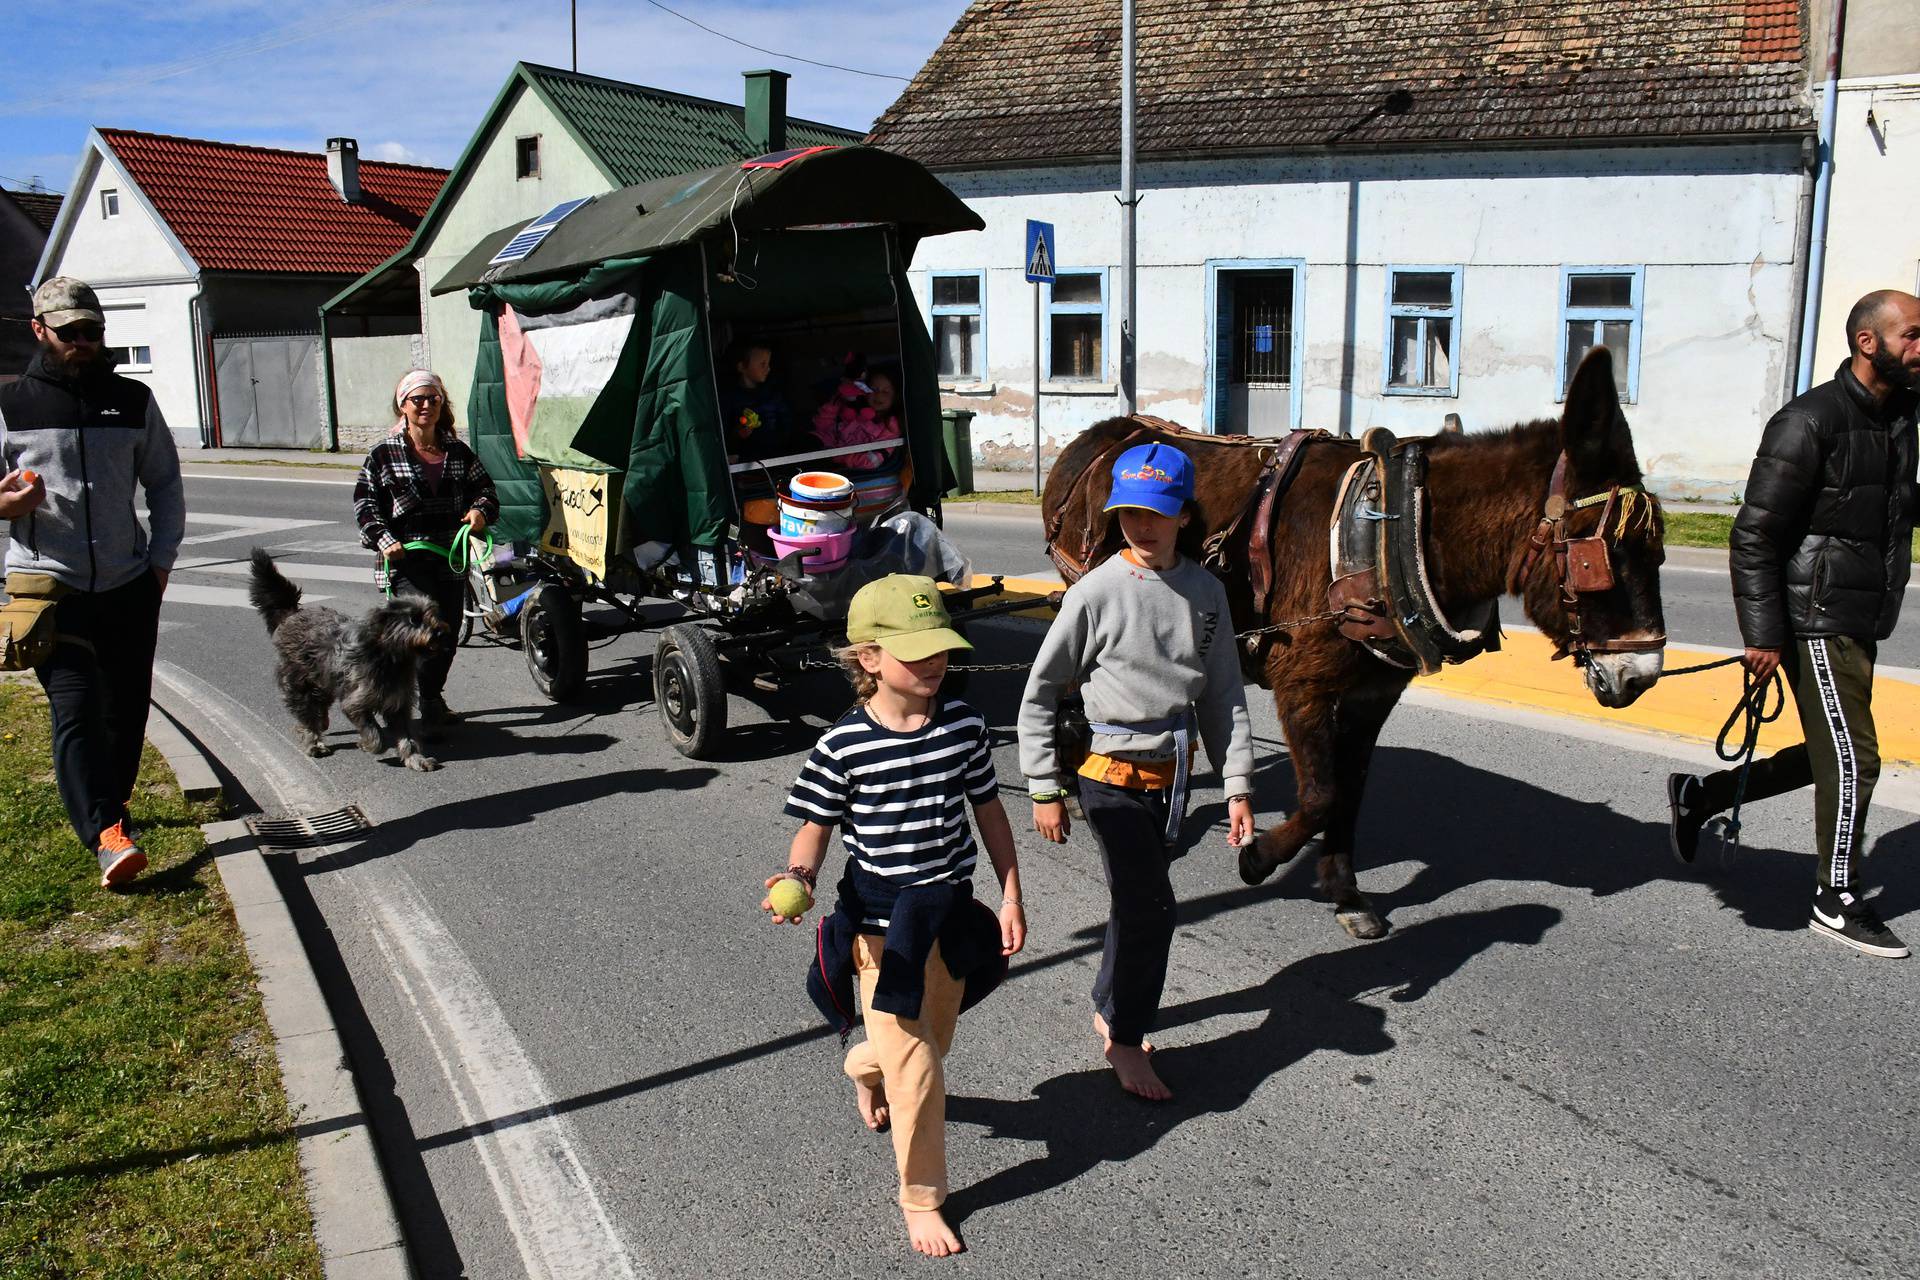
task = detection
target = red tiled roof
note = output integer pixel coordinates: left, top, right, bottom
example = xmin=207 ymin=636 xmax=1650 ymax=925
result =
xmin=98 ymin=129 xmax=447 ymax=274
xmin=869 ymin=0 xmax=1814 ymax=168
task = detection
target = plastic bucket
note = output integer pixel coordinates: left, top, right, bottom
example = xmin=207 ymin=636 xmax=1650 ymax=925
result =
xmin=768 ymin=527 xmax=855 ymax=574
xmin=778 ymin=497 xmax=854 ymax=537
xmin=789 ymin=471 xmax=853 ymax=503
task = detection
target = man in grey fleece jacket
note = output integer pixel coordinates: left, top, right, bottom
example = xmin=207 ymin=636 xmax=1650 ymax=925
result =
xmin=0 ymin=277 xmax=184 ymax=887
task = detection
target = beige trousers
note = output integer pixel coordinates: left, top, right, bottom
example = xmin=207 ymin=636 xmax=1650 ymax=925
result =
xmin=843 ymin=934 xmax=966 ymax=1211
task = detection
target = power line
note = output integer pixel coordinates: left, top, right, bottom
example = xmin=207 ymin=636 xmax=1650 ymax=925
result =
xmin=639 ymin=0 xmax=912 ymax=81
xmin=0 ymin=173 xmax=61 ymax=194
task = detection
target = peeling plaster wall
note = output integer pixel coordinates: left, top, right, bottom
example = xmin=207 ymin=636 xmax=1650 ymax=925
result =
xmin=910 ymin=144 xmax=1804 ymax=498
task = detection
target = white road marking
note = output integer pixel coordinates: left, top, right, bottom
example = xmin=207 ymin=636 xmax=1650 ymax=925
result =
xmin=267 ymin=539 xmax=377 ymax=557
xmin=149 ymin=663 xmax=645 ymax=1279
xmin=182 ymin=469 xmax=358 ymax=487
xmin=163 ymin=582 xmax=333 ymax=609
xmin=160 ymin=513 xmax=335 ymax=546
xmin=175 ymin=555 xmax=374 ymax=585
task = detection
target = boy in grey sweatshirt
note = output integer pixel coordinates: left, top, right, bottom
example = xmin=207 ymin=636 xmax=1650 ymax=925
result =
xmin=1019 ymin=441 xmax=1255 ymax=1101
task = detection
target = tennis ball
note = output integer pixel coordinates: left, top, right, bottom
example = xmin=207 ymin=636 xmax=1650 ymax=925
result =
xmin=768 ymin=877 xmax=813 ymax=919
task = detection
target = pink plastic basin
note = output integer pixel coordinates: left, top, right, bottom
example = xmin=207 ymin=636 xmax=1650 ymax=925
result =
xmin=767 ymin=527 xmax=855 ymax=574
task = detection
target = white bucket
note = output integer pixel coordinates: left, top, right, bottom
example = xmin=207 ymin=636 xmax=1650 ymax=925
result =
xmin=789 ymin=471 xmax=853 ymax=502
xmin=779 ymin=497 xmax=854 ymax=537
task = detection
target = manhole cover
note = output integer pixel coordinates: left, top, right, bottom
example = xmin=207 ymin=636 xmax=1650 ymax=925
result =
xmin=245 ymin=806 xmax=372 ymax=850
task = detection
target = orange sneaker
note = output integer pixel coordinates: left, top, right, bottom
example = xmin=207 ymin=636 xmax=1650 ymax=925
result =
xmin=96 ymin=821 xmax=147 ymax=889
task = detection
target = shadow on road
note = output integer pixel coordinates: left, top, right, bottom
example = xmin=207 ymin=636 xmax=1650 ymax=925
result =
xmin=1185 ymin=742 xmax=1919 ymax=937
xmin=301 ymin=766 xmax=718 ymax=875
xmin=944 ymin=902 xmax=1560 ymax=1224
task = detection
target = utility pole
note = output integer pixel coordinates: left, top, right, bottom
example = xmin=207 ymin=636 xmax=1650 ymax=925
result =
xmin=1119 ymin=0 xmax=1138 ymax=415
xmin=571 ymin=0 xmax=578 ymax=71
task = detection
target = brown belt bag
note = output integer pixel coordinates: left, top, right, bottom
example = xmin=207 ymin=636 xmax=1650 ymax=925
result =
xmin=0 ymin=572 xmax=71 ymax=672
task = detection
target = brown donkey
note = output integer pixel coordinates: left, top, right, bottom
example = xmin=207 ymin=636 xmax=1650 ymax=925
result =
xmin=1042 ymin=348 xmax=1668 ymax=939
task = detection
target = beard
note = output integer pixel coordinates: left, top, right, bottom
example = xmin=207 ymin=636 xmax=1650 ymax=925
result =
xmin=1869 ymin=343 xmax=1916 ymax=391
xmin=38 ymin=338 xmax=101 ymax=377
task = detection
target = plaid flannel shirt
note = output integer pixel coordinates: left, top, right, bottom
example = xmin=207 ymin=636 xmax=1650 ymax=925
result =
xmin=354 ymin=436 xmax=499 ymax=586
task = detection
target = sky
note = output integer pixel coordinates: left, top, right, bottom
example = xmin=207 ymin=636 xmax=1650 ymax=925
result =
xmin=0 ymin=0 xmax=971 ymax=193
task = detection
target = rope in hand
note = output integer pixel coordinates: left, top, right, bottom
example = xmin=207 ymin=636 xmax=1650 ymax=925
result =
xmin=380 ymin=526 xmax=495 ymax=597
xmin=1661 ymin=652 xmax=1786 ymax=859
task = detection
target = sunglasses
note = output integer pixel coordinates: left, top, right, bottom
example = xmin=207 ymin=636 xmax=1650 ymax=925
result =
xmin=52 ymin=322 xmax=104 ymax=343
xmin=403 ymin=394 xmax=443 ymax=407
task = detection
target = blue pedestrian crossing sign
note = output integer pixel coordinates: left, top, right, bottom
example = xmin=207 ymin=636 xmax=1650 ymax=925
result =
xmin=1024 ymin=220 xmax=1056 ymax=283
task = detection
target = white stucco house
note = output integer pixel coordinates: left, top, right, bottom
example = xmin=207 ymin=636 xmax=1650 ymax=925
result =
xmin=1806 ymin=0 xmax=1920 ymax=376
xmin=871 ymin=0 xmax=1819 ymax=498
xmin=34 ymin=129 xmax=444 ymax=448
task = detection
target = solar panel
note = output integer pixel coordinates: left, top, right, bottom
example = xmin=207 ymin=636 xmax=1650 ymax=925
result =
xmin=488 ymin=197 xmax=594 ymax=266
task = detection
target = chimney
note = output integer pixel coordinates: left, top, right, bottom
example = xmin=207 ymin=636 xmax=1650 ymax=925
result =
xmin=326 ymin=137 xmax=361 ymax=204
xmin=743 ymin=70 xmax=789 ymax=155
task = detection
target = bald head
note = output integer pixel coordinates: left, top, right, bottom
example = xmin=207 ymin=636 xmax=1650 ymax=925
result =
xmin=1846 ymin=290 xmax=1920 ymax=355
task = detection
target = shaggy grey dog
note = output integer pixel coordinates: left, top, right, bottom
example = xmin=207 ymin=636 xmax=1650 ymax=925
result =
xmin=247 ymin=547 xmax=448 ymax=771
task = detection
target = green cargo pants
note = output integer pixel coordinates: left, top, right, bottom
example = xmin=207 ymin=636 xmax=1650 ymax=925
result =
xmin=1696 ymin=635 xmax=1879 ymax=889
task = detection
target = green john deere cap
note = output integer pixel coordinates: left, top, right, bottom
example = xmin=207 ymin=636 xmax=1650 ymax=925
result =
xmin=32 ymin=277 xmax=104 ymax=329
xmin=846 ymin=574 xmax=974 ymax=662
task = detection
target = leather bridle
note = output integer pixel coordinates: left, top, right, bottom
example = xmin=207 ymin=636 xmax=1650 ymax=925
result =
xmin=1506 ymin=453 xmax=1667 ymax=666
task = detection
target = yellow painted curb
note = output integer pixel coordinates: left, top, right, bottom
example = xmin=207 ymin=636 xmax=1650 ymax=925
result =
xmin=1416 ymin=630 xmax=1920 ymax=766
xmin=965 ymin=574 xmax=1920 ymax=765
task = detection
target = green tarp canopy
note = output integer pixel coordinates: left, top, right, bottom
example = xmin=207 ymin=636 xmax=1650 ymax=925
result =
xmin=444 ymin=146 xmax=983 ymax=551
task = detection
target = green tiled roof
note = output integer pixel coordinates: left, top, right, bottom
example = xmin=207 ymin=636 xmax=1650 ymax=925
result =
xmin=525 ymin=65 xmax=864 ymax=186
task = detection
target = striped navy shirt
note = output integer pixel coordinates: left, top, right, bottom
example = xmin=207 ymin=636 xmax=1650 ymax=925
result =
xmin=784 ymin=696 xmax=999 ymax=928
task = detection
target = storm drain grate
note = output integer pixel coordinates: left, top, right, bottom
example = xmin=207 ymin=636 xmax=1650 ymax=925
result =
xmin=245 ymin=806 xmax=372 ymax=851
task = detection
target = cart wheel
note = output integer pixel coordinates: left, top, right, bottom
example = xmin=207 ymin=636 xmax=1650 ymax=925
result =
xmin=458 ymin=578 xmax=479 ymax=646
xmin=656 ymin=623 xmax=727 ymax=758
xmin=522 ymin=584 xmax=587 ymax=702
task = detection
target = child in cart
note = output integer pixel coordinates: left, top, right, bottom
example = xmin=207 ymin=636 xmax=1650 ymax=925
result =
xmin=720 ymin=336 xmax=795 ymax=462
xmin=763 ymin=574 xmax=1025 ymax=1257
xmin=1016 ymin=442 xmax=1256 ymax=1101
xmin=810 ymin=354 xmax=903 ymax=472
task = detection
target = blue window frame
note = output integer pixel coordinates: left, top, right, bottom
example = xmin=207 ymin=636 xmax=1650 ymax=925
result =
xmin=1382 ymin=266 xmax=1461 ymax=397
xmin=1203 ymin=259 xmax=1306 ymax=432
xmin=928 ymin=270 xmax=986 ymax=381
xmin=1558 ymin=266 xmax=1643 ymax=403
xmin=1042 ymin=267 xmax=1108 ymax=382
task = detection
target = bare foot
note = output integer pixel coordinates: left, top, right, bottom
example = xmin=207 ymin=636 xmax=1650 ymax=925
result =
xmin=855 ymin=1077 xmax=890 ymax=1132
xmin=1093 ymin=1011 xmax=1153 ymax=1055
xmin=904 ymin=1207 xmax=964 ymax=1257
xmin=1105 ymin=1041 xmax=1172 ymax=1101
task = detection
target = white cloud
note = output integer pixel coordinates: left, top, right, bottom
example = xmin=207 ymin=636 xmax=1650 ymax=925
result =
xmin=367 ymin=141 xmax=427 ymax=165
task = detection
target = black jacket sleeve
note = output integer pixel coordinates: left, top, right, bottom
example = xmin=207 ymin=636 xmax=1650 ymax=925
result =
xmin=1730 ymin=405 xmax=1822 ymax=650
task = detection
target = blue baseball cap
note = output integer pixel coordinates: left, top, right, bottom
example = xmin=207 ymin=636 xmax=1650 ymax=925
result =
xmin=1103 ymin=443 xmax=1195 ymax=518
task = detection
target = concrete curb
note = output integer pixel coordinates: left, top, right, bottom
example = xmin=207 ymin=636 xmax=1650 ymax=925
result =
xmin=146 ymin=709 xmax=415 ymax=1280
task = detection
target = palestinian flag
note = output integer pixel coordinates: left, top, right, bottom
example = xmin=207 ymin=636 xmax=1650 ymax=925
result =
xmin=496 ymin=292 xmax=638 ymax=459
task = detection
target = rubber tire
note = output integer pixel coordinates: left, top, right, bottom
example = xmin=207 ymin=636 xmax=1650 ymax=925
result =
xmin=522 ymin=584 xmax=587 ymax=702
xmin=655 ymin=623 xmax=727 ymax=758
xmin=457 ymin=578 xmax=479 ymax=646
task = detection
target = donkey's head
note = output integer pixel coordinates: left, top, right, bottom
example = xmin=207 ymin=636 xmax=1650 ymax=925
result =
xmin=1513 ymin=348 xmax=1667 ymax=707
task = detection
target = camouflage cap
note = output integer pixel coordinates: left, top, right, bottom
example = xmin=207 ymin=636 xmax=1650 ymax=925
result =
xmin=32 ymin=277 xmax=104 ymax=329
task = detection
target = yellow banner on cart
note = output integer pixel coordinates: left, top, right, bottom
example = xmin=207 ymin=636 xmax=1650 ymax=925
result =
xmin=538 ymin=466 xmax=622 ymax=582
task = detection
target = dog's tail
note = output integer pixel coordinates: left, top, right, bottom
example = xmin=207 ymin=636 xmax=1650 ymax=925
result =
xmin=248 ymin=547 xmax=303 ymax=634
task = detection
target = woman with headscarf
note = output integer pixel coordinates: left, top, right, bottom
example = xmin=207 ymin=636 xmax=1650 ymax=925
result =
xmin=352 ymin=370 xmax=499 ymax=725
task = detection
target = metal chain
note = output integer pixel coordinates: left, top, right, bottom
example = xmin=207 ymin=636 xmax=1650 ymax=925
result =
xmin=1235 ymin=607 xmax=1350 ymax=639
xmin=794 ymin=655 xmax=1035 ymax=673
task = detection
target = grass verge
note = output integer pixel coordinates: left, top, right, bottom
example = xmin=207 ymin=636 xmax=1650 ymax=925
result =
xmin=945 ymin=487 xmax=1044 ymax=506
xmin=0 ymin=679 xmax=323 ymax=1279
xmin=1665 ymin=510 xmax=1920 ymax=562
xmin=183 ymin=455 xmax=358 ymax=470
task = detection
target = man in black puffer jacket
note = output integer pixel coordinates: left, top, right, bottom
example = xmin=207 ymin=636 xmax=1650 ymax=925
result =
xmin=1670 ymin=290 xmax=1920 ymax=959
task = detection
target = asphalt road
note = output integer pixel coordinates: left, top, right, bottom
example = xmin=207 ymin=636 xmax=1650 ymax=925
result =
xmin=9 ymin=468 xmax=1920 ymax=1279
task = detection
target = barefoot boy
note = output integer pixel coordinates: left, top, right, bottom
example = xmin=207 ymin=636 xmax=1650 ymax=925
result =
xmin=764 ymin=575 xmax=1025 ymax=1257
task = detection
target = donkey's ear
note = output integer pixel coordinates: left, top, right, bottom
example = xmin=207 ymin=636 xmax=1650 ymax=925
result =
xmin=1561 ymin=347 xmax=1633 ymax=474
